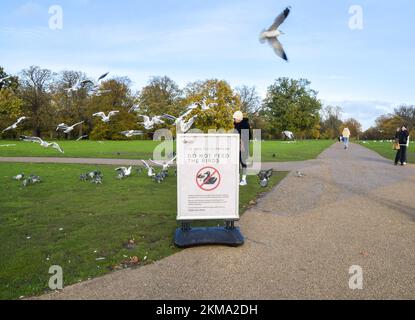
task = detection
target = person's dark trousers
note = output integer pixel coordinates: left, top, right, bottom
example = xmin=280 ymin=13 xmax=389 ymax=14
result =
xmin=240 ymin=152 xmax=248 ymax=175
xmin=395 ymin=149 xmax=401 ymax=165
xmin=400 ymin=146 xmax=407 ymax=164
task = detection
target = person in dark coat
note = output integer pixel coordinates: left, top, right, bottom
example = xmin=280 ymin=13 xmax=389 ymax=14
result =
xmin=395 ymin=125 xmax=409 ymax=166
xmin=233 ymin=111 xmax=251 ymax=186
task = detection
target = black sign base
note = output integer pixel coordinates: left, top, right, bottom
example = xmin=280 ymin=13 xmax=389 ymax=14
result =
xmin=174 ymin=225 xmax=244 ymax=248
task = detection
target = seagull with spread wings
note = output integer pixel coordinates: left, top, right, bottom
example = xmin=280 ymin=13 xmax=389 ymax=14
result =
xmin=141 ymin=160 xmax=156 ymax=177
xmin=0 ymin=75 xmax=12 ymax=84
xmin=128 ymin=104 xmax=140 ymax=113
xmin=186 ymin=99 xmax=218 ymax=112
xmin=259 ymin=6 xmax=291 ymax=61
xmin=93 ymin=111 xmax=119 ymax=123
xmin=20 ymin=136 xmax=64 ymax=153
xmin=120 ymin=130 xmax=144 ymax=138
xmin=56 ymin=121 xmax=84 ymax=134
xmin=65 ymin=79 xmax=82 ymax=94
xmin=163 ymin=110 xmax=197 ymax=133
xmin=282 ymin=130 xmax=295 ymax=140
xmin=115 ymin=166 xmax=133 ymax=179
xmin=76 ymin=135 xmax=88 ymax=141
xmin=138 ymin=115 xmax=165 ymax=130
xmin=2 ymin=117 xmax=27 ymax=133
xmin=81 ymin=72 xmax=109 ymax=88
xmin=149 ymin=156 xmax=177 ymax=172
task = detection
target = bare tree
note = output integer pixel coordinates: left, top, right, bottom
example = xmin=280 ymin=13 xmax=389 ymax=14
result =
xmin=236 ymin=85 xmax=261 ymax=115
xmin=19 ymin=66 xmax=54 ymax=136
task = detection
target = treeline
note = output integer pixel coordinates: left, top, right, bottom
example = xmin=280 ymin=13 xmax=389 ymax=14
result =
xmin=0 ymin=65 xmax=389 ymax=141
xmin=362 ymin=106 xmax=415 ymax=140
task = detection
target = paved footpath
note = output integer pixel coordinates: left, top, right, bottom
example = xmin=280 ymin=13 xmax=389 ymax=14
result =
xmin=30 ymin=143 xmax=414 ymax=299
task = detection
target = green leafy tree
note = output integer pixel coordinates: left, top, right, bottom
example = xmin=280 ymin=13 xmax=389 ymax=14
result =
xmin=263 ymin=78 xmax=322 ymax=139
xmin=89 ymin=78 xmax=138 ymax=140
xmin=341 ymin=118 xmax=362 ymax=140
xmin=0 ymin=89 xmax=24 ymax=138
xmin=320 ymin=105 xmax=343 ymax=139
xmin=138 ymin=76 xmax=183 ymax=116
xmin=182 ymin=79 xmax=241 ymax=132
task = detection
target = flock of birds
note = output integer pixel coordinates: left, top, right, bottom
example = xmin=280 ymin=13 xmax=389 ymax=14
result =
xmin=13 ymin=172 xmax=42 ymax=187
xmin=3 ymin=6 xmax=295 ymax=190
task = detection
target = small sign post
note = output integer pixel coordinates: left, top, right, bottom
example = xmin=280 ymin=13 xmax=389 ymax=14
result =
xmin=175 ymin=133 xmax=244 ymax=248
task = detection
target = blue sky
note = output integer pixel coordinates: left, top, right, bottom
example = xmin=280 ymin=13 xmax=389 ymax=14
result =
xmin=1 ymin=0 xmax=414 ymax=129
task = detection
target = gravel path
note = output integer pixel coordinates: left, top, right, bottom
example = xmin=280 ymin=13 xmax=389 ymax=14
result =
xmin=34 ymin=143 xmax=415 ymax=299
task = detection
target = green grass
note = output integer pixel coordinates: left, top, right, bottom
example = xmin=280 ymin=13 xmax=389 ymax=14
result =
xmin=359 ymin=140 xmax=415 ymax=163
xmin=0 ymin=139 xmax=334 ymax=162
xmin=0 ymin=162 xmax=287 ymax=299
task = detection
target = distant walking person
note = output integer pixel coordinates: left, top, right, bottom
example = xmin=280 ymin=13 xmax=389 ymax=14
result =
xmin=342 ymin=127 xmax=351 ymax=149
xmin=395 ymin=125 xmax=410 ymax=166
xmin=233 ymin=111 xmax=251 ymax=186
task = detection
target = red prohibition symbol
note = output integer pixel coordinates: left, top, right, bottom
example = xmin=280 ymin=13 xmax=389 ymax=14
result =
xmin=196 ymin=166 xmax=221 ymax=191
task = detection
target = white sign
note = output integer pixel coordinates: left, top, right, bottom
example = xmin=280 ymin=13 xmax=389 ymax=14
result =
xmin=177 ymin=134 xmax=240 ymax=221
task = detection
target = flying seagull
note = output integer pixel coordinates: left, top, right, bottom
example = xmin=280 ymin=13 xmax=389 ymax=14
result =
xmin=149 ymin=156 xmax=177 ymax=172
xmin=188 ymin=99 xmax=218 ymax=111
xmin=20 ymin=136 xmax=64 ymax=153
xmin=0 ymin=75 xmax=12 ymax=83
xmin=163 ymin=110 xmax=197 ymax=133
xmin=65 ymin=79 xmax=82 ymax=94
xmin=138 ymin=115 xmax=165 ymax=130
xmin=120 ymin=130 xmax=144 ymax=138
xmin=76 ymin=135 xmax=88 ymax=141
xmin=115 ymin=166 xmax=133 ymax=179
xmin=128 ymin=104 xmax=140 ymax=113
xmin=2 ymin=117 xmax=27 ymax=133
xmin=81 ymin=72 xmax=109 ymax=87
xmin=56 ymin=121 xmax=84 ymax=134
xmin=93 ymin=111 xmax=119 ymax=123
xmin=141 ymin=160 xmax=156 ymax=177
xmin=282 ymin=131 xmax=295 ymax=140
xmin=259 ymin=6 xmax=291 ymax=61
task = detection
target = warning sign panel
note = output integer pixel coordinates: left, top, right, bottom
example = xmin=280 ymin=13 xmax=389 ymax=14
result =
xmin=177 ymin=134 xmax=240 ymax=221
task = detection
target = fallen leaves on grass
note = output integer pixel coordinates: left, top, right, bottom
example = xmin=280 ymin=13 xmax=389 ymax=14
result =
xmin=123 ymin=239 xmax=136 ymax=250
xmin=109 ymin=256 xmax=141 ymax=271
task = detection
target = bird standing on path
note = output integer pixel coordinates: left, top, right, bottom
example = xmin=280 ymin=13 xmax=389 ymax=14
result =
xmin=260 ymin=6 xmax=291 ymax=61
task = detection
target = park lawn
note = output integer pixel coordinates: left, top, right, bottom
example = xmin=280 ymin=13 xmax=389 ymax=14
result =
xmin=0 ymin=139 xmax=334 ymax=162
xmin=0 ymin=162 xmax=287 ymax=300
xmin=359 ymin=141 xmax=415 ymax=164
